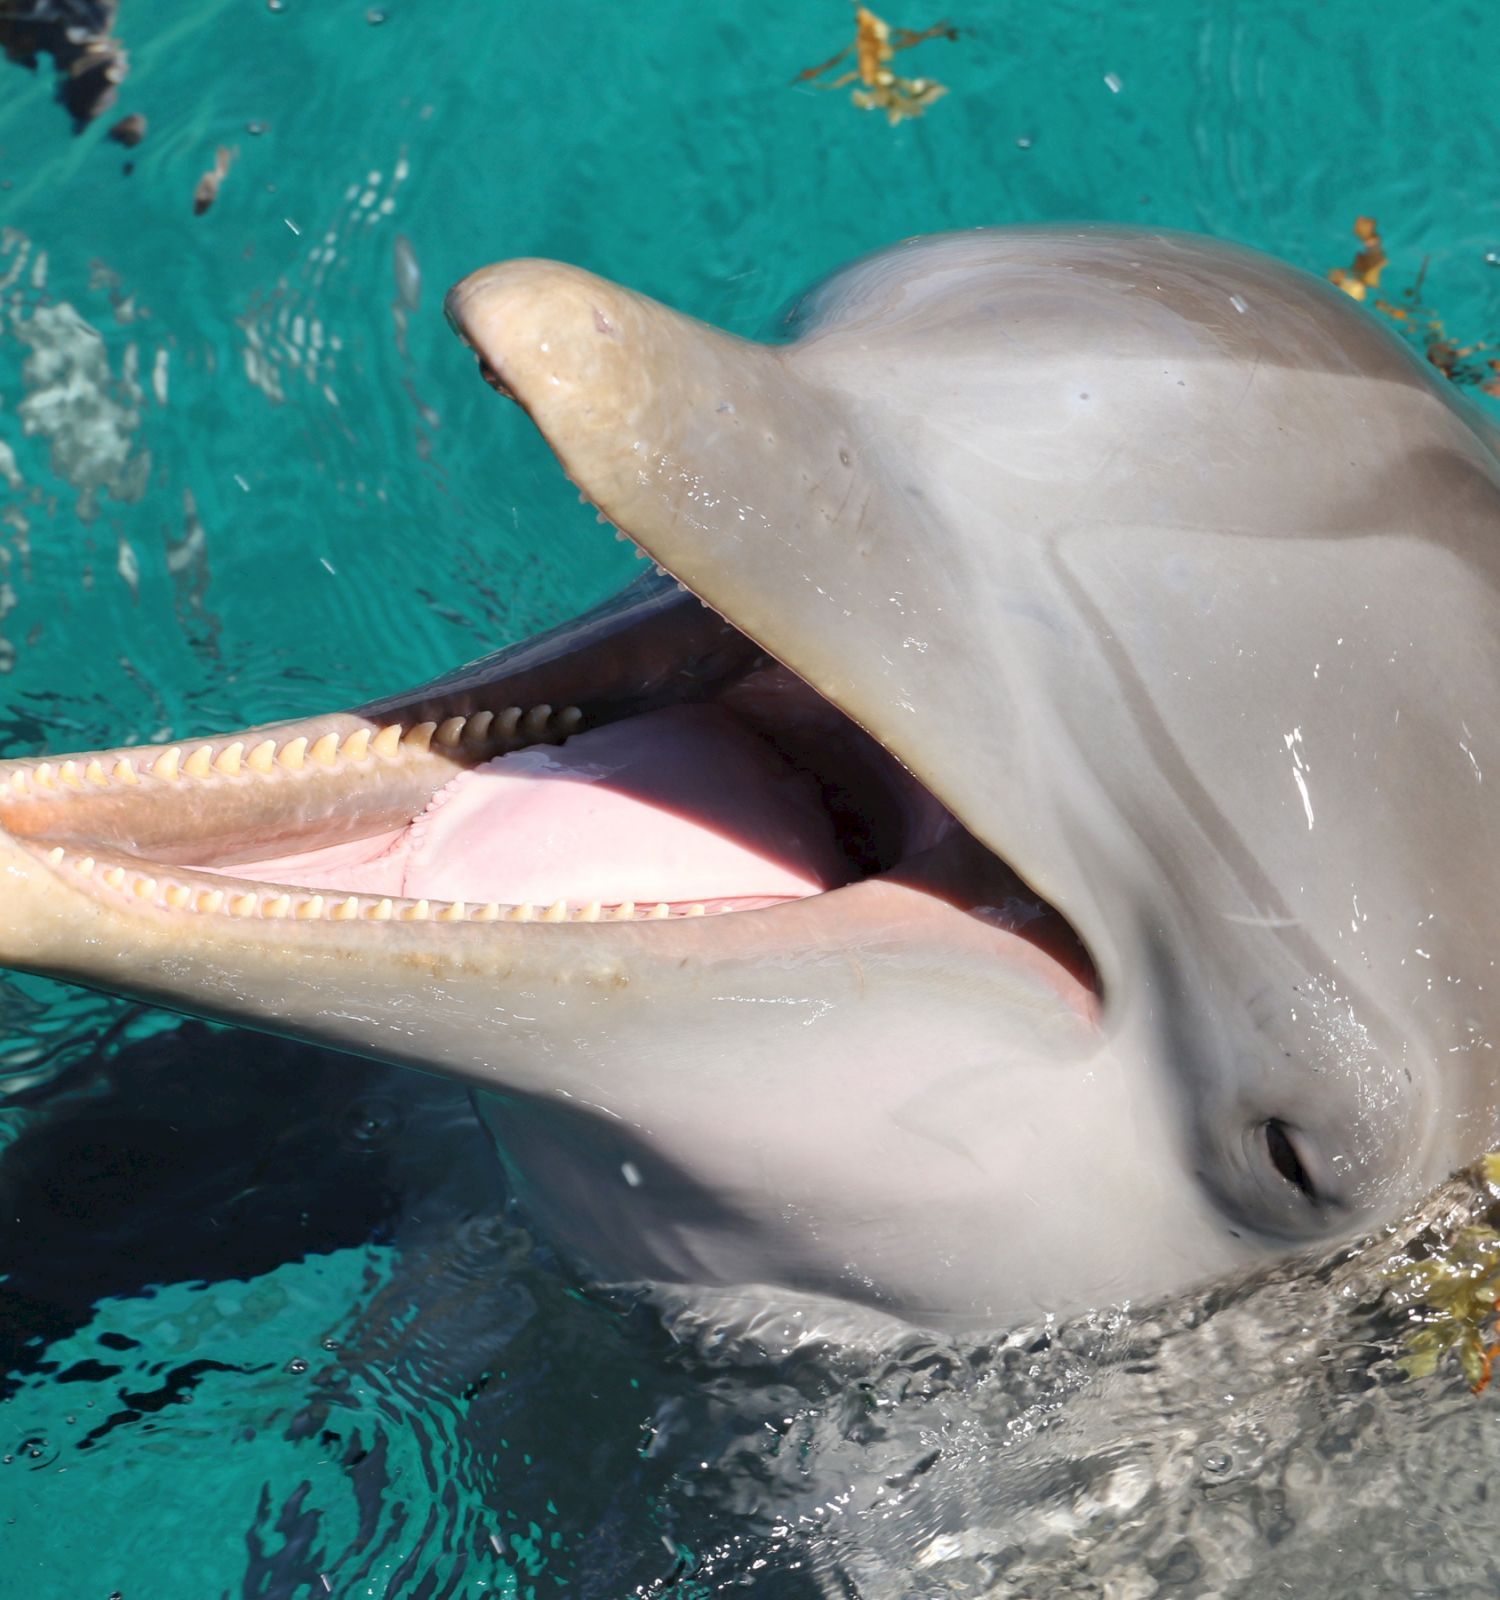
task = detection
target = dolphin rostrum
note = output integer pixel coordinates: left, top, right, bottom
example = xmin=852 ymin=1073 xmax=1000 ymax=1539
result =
xmin=2 ymin=227 xmax=1498 ymax=1335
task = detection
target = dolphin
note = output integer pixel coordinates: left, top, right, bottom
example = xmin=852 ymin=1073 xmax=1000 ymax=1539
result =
xmin=2 ymin=226 xmax=1498 ymax=1336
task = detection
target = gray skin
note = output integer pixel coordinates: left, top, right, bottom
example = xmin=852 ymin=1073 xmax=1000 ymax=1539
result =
xmin=1 ymin=226 xmax=1498 ymax=1339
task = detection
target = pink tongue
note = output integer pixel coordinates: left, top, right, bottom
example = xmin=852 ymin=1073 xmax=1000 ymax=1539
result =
xmin=400 ymin=704 xmax=846 ymax=907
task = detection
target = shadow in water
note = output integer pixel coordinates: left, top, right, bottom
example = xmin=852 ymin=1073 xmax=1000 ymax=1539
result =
xmin=0 ymin=1020 xmax=502 ymax=1393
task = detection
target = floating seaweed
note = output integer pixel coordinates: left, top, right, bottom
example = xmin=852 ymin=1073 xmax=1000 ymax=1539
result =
xmin=1389 ymin=1154 xmax=1500 ymax=1394
xmin=1329 ymin=217 xmax=1500 ymax=398
xmin=796 ymin=5 xmax=957 ymax=126
xmin=193 ymin=145 xmax=237 ymax=217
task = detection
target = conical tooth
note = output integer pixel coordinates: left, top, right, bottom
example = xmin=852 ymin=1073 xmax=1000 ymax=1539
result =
xmin=436 ymin=901 xmax=466 ymax=922
xmin=214 ymin=742 xmax=243 ymax=776
xmin=46 ymin=846 xmax=64 ymax=865
xmin=401 ymin=899 xmax=431 ymax=921
xmin=247 ymin=740 xmax=277 ymax=774
xmin=153 ymin=747 xmax=182 ymax=781
xmin=371 ymin=724 xmax=402 ymax=758
xmin=165 ymin=883 xmax=191 ymax=909
xmin=33 ymin=763 xmax=56 ymax=789
xmin=653 ymin=563 xmax=668 ymax=577
xmin=341 ymin=728 xmax=372 ymax=762
xmin=614 ymin=526 xmax=628 ymax=541
xmin=58 ymin=761 xmax=84 ymax=788
xmin=649 ymin=901 xmax=669 ymax=919
xmin=113 ymin=757 xmax=139 ymax=784
xmin=508 ymin=902 xmax=534 ymax=923
xmin=613 ymin=900 xmax=635 ymax=921
xmin=368 ymin=897 xmax=394 ymax=921
xmin=497 ymin=707 xmax=523 ymax=739
xmin=197 ymin=889 xmax=224 ymax=914
xmin=296 ymin=895 xmax=325 ymax=920
xmin=184 ymin=745 xmax=214 ymax=779
xmin=263 ymin=894 xmax=291 ymax=919
xmin=309 ymin=733 xmax=339 ymax=767
xmin=555 ymin=706 xmax=583 ymax=735
xmin=84 ymin=759 xmax=109 ymax=786
xmin=465 ymin=710 xmax=494 ymax=747
xmin=403 ymin=721 xmax=437 ymax=754
xmin=473 ymin=902 xmax=500 ymax=921
xmin=330 ymin=896 xmax=360 ymax=920
xmin=685 ymin=903 xmax=706 ymax=917
xmin=576 ymin=900 xmax=602 ymax=923
xmin=8 ymin=770 xmax=27 ymax=794
xmin=542 ymin=898 xmax=567 ymax=922
xmin=229 ymin=892 xmax=258 ymax=916
xmin=133 ymin=875 xmax=157 ymax=899
xmin=435 ymin=716 xmax=466 ymax=747
xmin=522 ymin=705 xmax=553 ymax=741
xmin=278 ymin=736 xmax=308 ymax=771
xmin=77 ymin=856 xmax=95 ymax=877
xmin=103 ymin=866 xmax=126 ymax=889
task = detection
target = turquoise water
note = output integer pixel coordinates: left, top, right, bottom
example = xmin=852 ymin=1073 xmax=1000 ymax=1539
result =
xmin=2 ymin=1 xmax=1500 ymax=1593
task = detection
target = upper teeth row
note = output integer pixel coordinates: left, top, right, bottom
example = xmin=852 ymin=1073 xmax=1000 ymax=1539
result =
xmin=4 ymin=704 xmax=584 ymax=796
xmin=41 ymin=846 xmax=711 ymax=923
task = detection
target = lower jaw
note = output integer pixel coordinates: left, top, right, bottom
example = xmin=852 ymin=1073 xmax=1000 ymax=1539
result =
xmin=27 ymin=842 xmax=797 ymax=926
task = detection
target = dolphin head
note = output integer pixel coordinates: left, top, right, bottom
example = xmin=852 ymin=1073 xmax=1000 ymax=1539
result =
xmin=4 ymin=227 xmax=1499 ymax=1334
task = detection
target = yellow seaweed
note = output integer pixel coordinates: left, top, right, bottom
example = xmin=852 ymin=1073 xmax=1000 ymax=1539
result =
xmin=1390 ymin=1157 xmax=1500 ymax=1394
xmin=796 ymin=6 xmax=958 ymax=126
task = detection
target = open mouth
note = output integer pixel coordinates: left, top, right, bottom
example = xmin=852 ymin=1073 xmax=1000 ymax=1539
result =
xmin=0 ymin=263 xmax=1098 ymax=1008
xmin=0 ymin=587 xmax=962 ymax=926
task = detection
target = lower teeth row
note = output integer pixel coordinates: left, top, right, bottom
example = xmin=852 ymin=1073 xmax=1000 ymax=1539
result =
xmin=42 ymin=848 xmax=711 ymax=923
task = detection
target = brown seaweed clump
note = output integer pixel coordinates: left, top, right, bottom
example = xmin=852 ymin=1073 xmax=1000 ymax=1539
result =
xmin=193 ymin=145 xmax=237 ymax=216
xmin=1330 ymin=217 xmax=1500 ymax=398
xmin=796 ymin=5 xmax=958 ymax=126
xmin=0 ymin=0 xmax=130 ymax=130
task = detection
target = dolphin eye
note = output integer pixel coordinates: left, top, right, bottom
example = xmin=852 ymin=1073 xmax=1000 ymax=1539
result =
xmin=1264 ymin=1119 xmax=1317 ymax=1202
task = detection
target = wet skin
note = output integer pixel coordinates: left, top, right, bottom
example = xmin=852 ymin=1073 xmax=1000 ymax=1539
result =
xmin=3 ymin=227 xmax=1499 ymax=1337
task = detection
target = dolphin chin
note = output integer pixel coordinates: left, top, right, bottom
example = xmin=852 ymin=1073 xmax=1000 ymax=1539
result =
xmin=4 ymin=225 xmax=1500 ymax=1336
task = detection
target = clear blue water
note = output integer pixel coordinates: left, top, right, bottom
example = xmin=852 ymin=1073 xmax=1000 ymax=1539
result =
xmin=2 ymin=1 xmax=1500 ymax=1594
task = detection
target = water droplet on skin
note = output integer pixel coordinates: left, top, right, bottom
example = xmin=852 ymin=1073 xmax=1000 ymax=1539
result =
xmin=247 ymin=121 xmax=268 ymax=136
xmin=286 ymin=1357 xmax=308 ymax=1375
xmin=1486 ymin=251 xmax=1500 ymax=268
xmin=366 ymin=7 xmax=387 ymax=21
xmin=1016 ymin=135 xmax=1033 ymax=149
